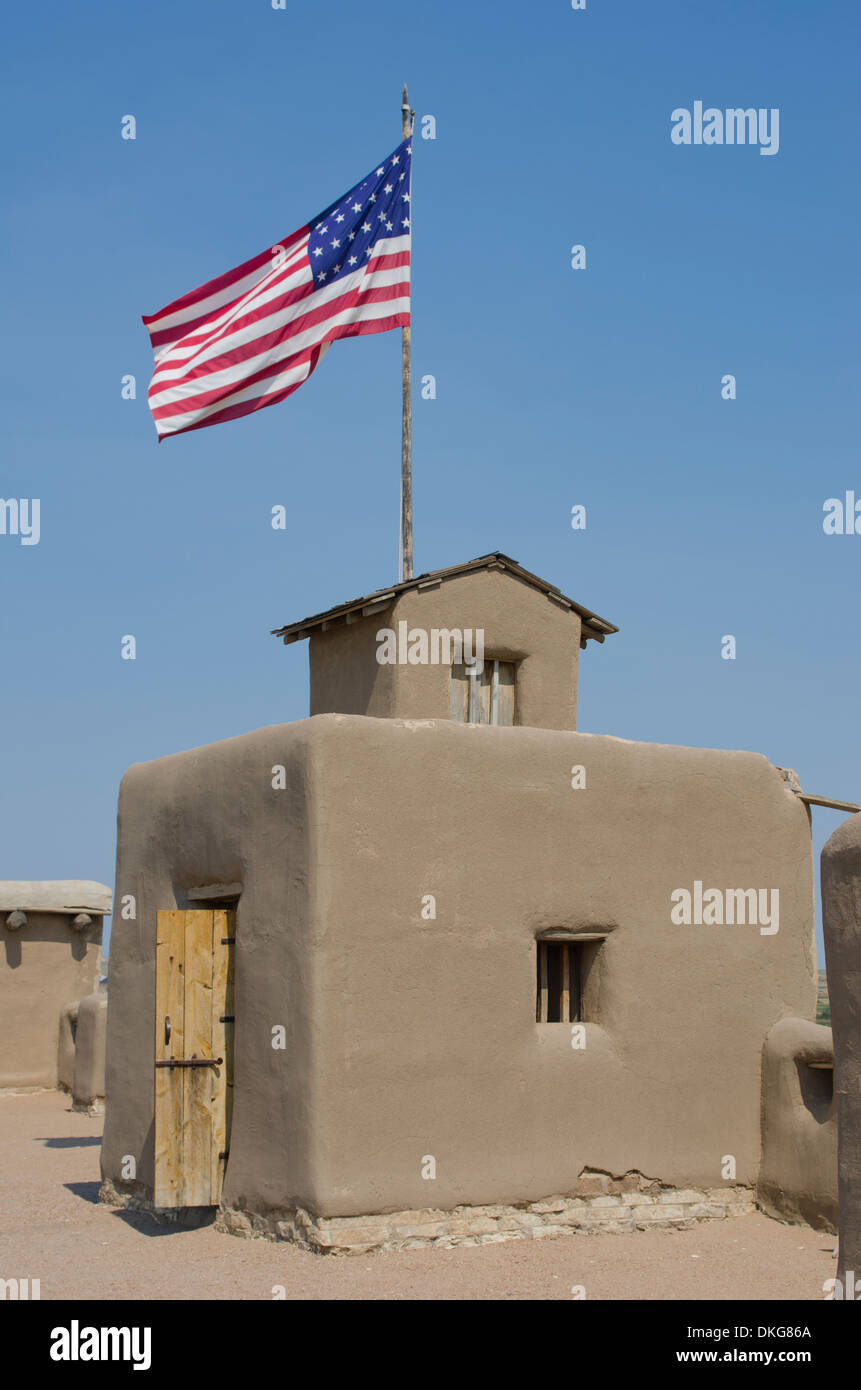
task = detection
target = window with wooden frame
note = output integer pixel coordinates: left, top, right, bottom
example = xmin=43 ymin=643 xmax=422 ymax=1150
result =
xmin=535 ymin=933 xmax=607 ymax=1023
xmin=537 ymin=940 xmax=583 ymax=1022
xmin=450 ymin=659 xmax=515 ymax=725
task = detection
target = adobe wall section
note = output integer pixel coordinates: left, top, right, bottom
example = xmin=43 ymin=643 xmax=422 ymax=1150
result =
xmin=0 ymin=897 xmax=104 ymax=1090
xmin=310 ymin=567 xmax=582 ymax=729
xmin=100 ymin=722 xmax=318 ymax=1212
xmin=757 ymin=1018 xmax=837 ymax=1231
xmin=301 ymin=717 xmax=815 ymax=1220
xmin=101 ymin=716 xmax=816 ymax=1233
xmin=821 ymin=814 xmax=861 ymax=1285
xmin=72 ymin=992 xmax=108 ymax=1113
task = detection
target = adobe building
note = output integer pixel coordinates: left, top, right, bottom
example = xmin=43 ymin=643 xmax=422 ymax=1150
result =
xmin=100 ymin=554 xmax=829 ymax=1251
xmin=0 ymin=880 xmax=110 ymax=1091
xmin=821 ymin=816 xmax=861 ymax=1289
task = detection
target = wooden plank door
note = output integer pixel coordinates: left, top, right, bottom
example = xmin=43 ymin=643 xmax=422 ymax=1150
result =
xmin=154 ymin=909 xmax=234 ymax=1207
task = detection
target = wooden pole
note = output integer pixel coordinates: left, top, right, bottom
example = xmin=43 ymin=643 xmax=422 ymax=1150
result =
xmin=400 ymin=84 xmax=414 ymax=582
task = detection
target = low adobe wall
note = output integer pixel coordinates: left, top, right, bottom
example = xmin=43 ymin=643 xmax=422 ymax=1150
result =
xmin=757 ymin=1018 xmax=837 ymax=1231
xmin=71 ymin=992 xmax=107 ymax=1112
xmin=58 ymin=1001 xmax=79 ymax=1092
xmin=0 ymin=881 xmax=109 ymax=1090
xmin=821 ymin=815 xmax=861 ymax=1287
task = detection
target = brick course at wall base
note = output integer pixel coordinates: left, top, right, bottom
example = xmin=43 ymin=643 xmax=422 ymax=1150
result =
xmin=212 ymin=1178 xmax=756 ymax=1255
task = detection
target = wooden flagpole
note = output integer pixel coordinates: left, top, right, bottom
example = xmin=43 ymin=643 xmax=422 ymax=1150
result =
xmin=400 ymin=84 xmax=415 ymax=582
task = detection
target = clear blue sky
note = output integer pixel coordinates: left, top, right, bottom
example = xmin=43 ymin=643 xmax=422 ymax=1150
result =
xmin=2 ymin=0 xmax=858 ymax=960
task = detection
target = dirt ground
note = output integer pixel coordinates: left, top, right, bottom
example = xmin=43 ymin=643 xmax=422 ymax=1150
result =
xmin=0 ymin=1091 xmax=837 ymax=1301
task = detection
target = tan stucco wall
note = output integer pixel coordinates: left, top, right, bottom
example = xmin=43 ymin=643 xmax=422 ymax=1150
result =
xmin=309 ymin=567 xmax=583 ymax=729
xmin=102 ymin=723 xmax=317 ymax=1210
xmin=0 ymin=912 xmax=103 ymax=1089
xmin=757 ymin=1018 xmax=837 ymax=1231
xmin=72 ymin=992 xmax=107 ymax=1108
xmin=102 ymin=716 xmax=815 ymax=1224
xmin=58 ymin=1001 xmax=79 ymax=1092
xmin=821 ymin=814 xmax=861 ymax=1285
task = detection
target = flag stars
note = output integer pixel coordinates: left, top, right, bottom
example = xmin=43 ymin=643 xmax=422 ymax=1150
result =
xmin=384 ymin=183 xmax=393 ymax=193
xmin=331 ymin=237 xmax=341 ymax=247
xmin=376 ymin=166 xmax=384 ymax=175
xmin=361 ymin=221 xmax=371 ymax=232
xmin=402 ymin=192 xmax=410 ymax=202
xmin=402 ymin=218 xmax=410 ymax=228
xmin=391 ymin=155 xmax=400 ymax=165
xmin=335 ymin=213 xmax=345 ymax=223
xmin=317 ymin=270 xmax=327 ymax=281
xmin=385 ymin=220 xmax=393 ymax=231
xmin=352 ymin=202 xmax=362 ymax=212
xmin=312 ymin=247 xmax=323 ymax=257
xmin=348 ymin=231 xmax=356 ymax=241
xmin=348 ymin=255 xmax=358 ymax=266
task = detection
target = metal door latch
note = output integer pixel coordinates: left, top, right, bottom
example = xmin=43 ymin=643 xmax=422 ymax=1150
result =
xmin=155 ymin=1057 xmax=224 ymax=1069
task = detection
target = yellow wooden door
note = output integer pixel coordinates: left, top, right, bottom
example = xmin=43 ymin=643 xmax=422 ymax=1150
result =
xmin=154 ymin=909 xmax=234 ymax=1207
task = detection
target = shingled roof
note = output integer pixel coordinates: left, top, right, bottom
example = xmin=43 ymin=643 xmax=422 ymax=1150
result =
xmin=272 ymin=552 xmax=618 ymax=650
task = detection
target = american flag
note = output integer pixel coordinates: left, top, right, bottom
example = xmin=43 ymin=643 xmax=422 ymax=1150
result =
xmin=142 ymin=139 xmax=412 ymax=440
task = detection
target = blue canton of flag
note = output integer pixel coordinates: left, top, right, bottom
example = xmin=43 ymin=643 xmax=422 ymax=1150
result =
xmin=308 ymin=139 xmax=412 ymax=287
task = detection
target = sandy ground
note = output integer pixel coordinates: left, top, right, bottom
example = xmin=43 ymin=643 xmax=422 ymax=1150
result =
xmin=0 ymin=1091 xmax=837 ymax=1301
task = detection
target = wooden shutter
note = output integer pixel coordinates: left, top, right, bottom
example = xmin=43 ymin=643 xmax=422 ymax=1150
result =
xmin=537 ymin=941 xmax=583 ymax=1022
xmin=450 ymin=663 xmax=469 ymax=721
xmin=451 ymin=659 xmax=516 ymax=725
xmin=154 ymin=909 xmax=234 ymax=1208
xmin=496 ymin=661 xmax=515 ymax=726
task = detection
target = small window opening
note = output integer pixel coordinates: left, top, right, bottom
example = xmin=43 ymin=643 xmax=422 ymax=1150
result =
xmin=537 ymin=941 xmax=584 ymax=1022
xmin=450 ymin=659 xmax=515 ymax=725
xmin=799 ymin=1061 xmax=833 ymax=1119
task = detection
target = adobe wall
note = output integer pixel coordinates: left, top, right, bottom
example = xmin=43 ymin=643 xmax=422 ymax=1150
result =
xmin=101 ymin=715 xmax=816 ymax=1229
xmin=821 ymin=815 xmax=861 ymax=1286
xmin=72 ymin=992 xmax=108 ymax=1112
xmin=757 ymin=1018 xmax=837 ymax=1231
xmin=101 ymin=722 xmax=318 ymax=1210
xmin=0 ymin=911 xmax=103 ymax=1090
xmin=300 ymin=717 xmax=815 ymax=1218
xmin=310 ymin=567 xmax=582 ymax=729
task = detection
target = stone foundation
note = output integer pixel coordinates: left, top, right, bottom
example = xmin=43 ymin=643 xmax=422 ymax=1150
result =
xmin=101 ymin=1169 xmax=756 ymax=1254
xmin=215 ymin=1173 xmax=756 ymax=1254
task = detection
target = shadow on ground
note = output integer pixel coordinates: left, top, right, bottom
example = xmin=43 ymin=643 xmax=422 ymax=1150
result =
xmin=37 ymin=1136 xmax=102 ymax=1148
xmin=65 ymin=1180 xmax=102 ymax=1205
